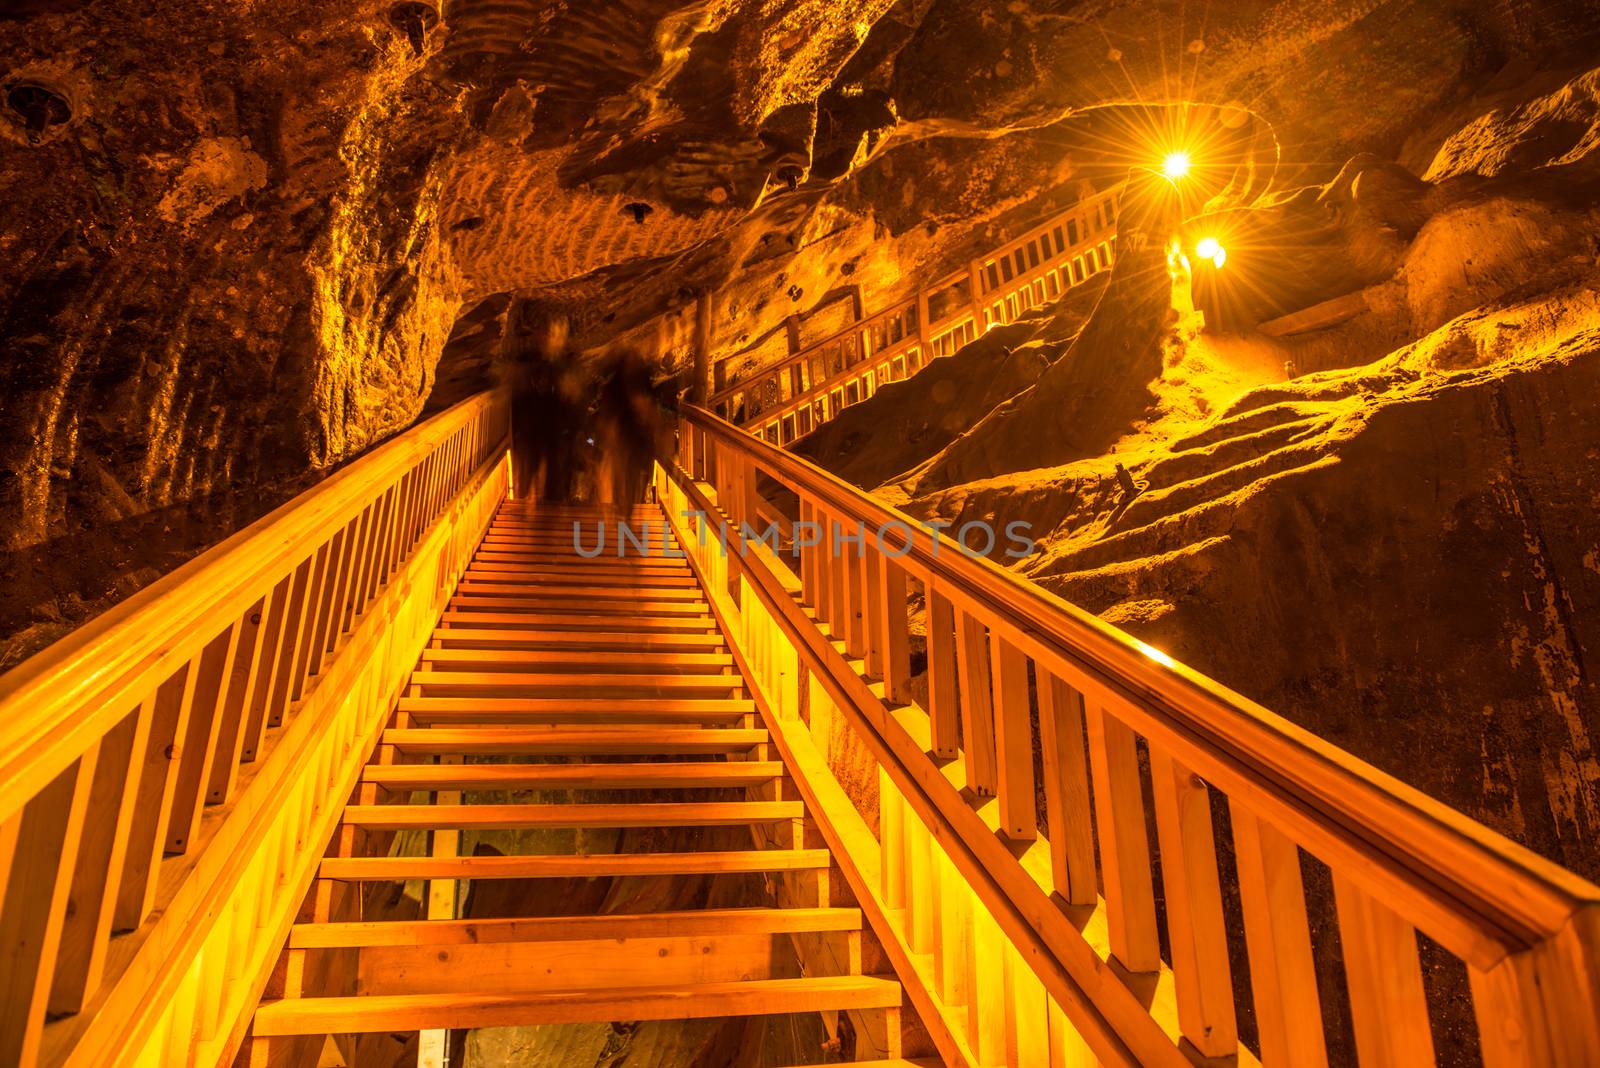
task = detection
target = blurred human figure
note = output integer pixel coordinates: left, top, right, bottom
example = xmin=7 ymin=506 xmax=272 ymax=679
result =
xmin=590 ymin=349 xmax=673 ymax=511
xmin=505 ymin=306 xmax=593 ymax=501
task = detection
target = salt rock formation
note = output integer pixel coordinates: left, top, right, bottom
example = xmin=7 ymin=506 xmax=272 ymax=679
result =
xmin=804 ymin=58 xmax=1600 ymax=884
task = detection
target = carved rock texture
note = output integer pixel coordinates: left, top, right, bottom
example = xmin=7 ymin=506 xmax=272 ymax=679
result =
xmin=4 ymin=0 xmax=1596 ymax=661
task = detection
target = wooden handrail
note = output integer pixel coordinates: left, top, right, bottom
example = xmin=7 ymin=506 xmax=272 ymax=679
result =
xmin=0 ymin=391 xmax=513 ymax=1068
xmin=0 ymin=392 xmax=505 ymax=821
xmin=673 ymin=402 xmax=1600 ymax=1066
xmin=711 ymin=188 xmax=1120 ymax=446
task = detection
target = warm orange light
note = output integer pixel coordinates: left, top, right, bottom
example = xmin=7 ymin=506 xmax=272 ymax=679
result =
xmin=1161 ymin=151 xmax=1191 ymax=180
xmin=1195 ymin=236 xmax=1226 ymax=268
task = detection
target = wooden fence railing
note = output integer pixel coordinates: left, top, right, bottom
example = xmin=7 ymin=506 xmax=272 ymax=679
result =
xmin=0 ymin=391 xmax=512 ymax=1068
xmin=669 ymin=404 xmax=1600 ymax=1068
xmin=711 ymin=188 xmax=1120 ymax=447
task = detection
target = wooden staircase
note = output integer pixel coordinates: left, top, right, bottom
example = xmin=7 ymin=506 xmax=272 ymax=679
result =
xmin=248 ymin=502 xmax=917 ymax=1066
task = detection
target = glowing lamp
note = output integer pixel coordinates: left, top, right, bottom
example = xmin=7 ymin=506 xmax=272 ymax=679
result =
xmin=1161 ymin=151 xmax=1191 ymax=180
xmin=1195 ymin=236 xmax=1226 ymax=268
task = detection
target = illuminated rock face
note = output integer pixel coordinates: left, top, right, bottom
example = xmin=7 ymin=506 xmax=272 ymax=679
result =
xmin=798 ymin=56 xmax=1600 ymax=897
xmin=2 ymin=0 xmax=1595 ymax=664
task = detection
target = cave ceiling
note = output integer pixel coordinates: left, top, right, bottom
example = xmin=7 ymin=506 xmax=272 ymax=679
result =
xmin=1 ymin=0 xmax=1597 ymax=658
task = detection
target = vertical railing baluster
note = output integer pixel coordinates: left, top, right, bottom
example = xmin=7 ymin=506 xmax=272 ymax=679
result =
xmin=926 ymin=588 xmax=960 ymax=757
xmin=1038 ymin=672 xmax=1096 ymax=906
xmin=987 ymin=635 xmax=1037 ymax=840
xmin=1232 ymin=805 xmax=1328 ymax=1068
xmin=114 ymin=662 xmax=199 ymax=930
xmin=1083 ymin=700 xmax=1160 ymax=972
xmin=48 ymin=706 xmax=149 ymax=1014
xmin=1149 ymin=744 xmax=1237 ymax=1056
xmin=1334 ymin=873 xmax=1437 ymax=1066
xmin=165 ymin=625 xmax=242 ymax=854
xmin=954 ymin=611 xmax=997 ymax=794
xmin=0 ymin=750 xmax=98 ymax=1067
xmin=207 ymin=596 xmax=266 ymax=802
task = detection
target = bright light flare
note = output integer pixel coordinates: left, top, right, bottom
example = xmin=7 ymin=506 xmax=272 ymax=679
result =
xmin=1195 ymin=236 xmax=1226 ymax=268
xmin=1161 ymin=151 xmax=1191 ymax=180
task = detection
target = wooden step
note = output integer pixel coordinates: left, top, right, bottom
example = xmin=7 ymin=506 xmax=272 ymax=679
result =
xmin=397 ymin=696 xmax=753 ymax=725
xmin=438 ymin=611 xmax=716 ymax=632
xmin=426 ymin=628 xmax=724 ymax=650
xmin=320 ymin=849 xmax=832 ymax=882
xmin=253 ymin=976 xmax=901 ymax=1036
xmin=294 ymin=911 xmax=866 ymax=999
xmin=470 ymin=556 xmax=691 ymax=572
xmin=406 ymin=672 xmax=742 ymax=696
xmin=421 ymin=649 xmax=733 ymax=673
xmin=341 ymin=800 xmax=804 ymax=830
xmin=462 ymin=566 xmax=697 ymax=587
xmin=448 ymin=595 xmax=707 ymax=616
xmin=473 ymin=551 xmax=688 ymax=566
xmin=777 ymin=1061 xmax=940 ymax=1068
xmin=451 ymin=582 xmax=704 ymax=601
xmin=382 ymin=727 xmax=767 ymax=754
xmin=364 ymin=761 xmax=783 ymax=791
xmin=291 ymin=908 xmax=861 ymax=949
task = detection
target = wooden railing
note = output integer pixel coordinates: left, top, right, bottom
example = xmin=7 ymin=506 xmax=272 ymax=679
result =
xmin=0 ymin=392 xmax=512 ymax=1068
xmin=712 ymin=188 xmax=1121 ymax=447
xmin=667 ymin=404 xmax=1600 ymax=1067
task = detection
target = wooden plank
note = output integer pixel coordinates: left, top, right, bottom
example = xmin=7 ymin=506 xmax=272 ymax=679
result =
xmin=114 ymin=661 xmax=199 ymax=930
xmin=288 ymin=541 xmax=332 ymax=701
xmin=1039 ymin=671 xmax=1097 ymax=906
xmin=451 ymin=582 xmax=704 ymax=601
xmin=1470 ymin=921 xmax=1600 ymax=1068
xmin=1148 ymin=745 xmax=1237 ymax=1056
xmin=1332 ymin=871 xmax=1436 ymax=1067
xmin=406 ymin=671 xmax=743 ymax=693
xmin=419 ymin=750 xmax=460 ymax=1068
xmin=470 ymin=552 xmax=689 ymax=571
xmin=253 ymin=976 xmax=901 ymax=1036
xmin=320 ymin=850 xmax=833 ymax=882
xmin=954 ymin=611 xmax=997 ymax=794
xmin=1005 ymin=940 xmax=1052 ymax=1067
xmin=365 ymin=761 xmax=784 ymax=791
xmin=966 ymin=902 xmax=1007 ymax=1065
xmin=439 ymin=610 xmax=716 ymax=632
xmin=877 ymin=558 xmax=912 ymax=704
xmin=419 ymin=648 xmax=732 ymax=671
xmin=427 ymin=628 xmax=722 ymax=649
xmin=338 ymin=501 xmax=376 ymax=634
xmin=382 ymin=726 xmax=768 ymax=755
xmin=264 ymin=558 xmax=313 ymax=727
xmin=294 ymin=908 xmax=862 ymax=948
xmin=0 ymin=750 xmax=97 ymax=1066
xmin=356 ymin=933 xmax=793 ymax=996
xmin=240 ymin=578 xmax=290 ymax=760
xmin=397 ymin=696 xmax=753 ymax=721
xmin=926 ymin=589 xmax=960 ymax=757
xmin=206 ymin=596 xmax=266 ymax=803
xmin=933 ymin=849 xmax=971 ymax=1010
xmin=49 ymin=708 xmax=151 ymax=1014
xmin=863 ymin=550 xmax=885 ymax=676
xmin=1232 ymin=805 xmax=1327 ymax=1068
xmin=987 ymin=634 xmax=1037 ymax=840
xmin=462 ymin=567 xmax=696 ymax=587
xmin=166 ymin=625 xmax=242 ymax=853
xmin=1083 ymin=700 xmax=1160 ymax=972
xmin=342 ymin=801 xmax=805 ymax=831
xmin=447 ymin=595 xmax=707 ymax=616
xmin=304 ymin=525 xmax=347 ymax=676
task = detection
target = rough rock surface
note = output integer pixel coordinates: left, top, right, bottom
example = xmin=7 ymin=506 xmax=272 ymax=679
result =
xmin=803 ymin=61 xmax=1600 ymax=887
